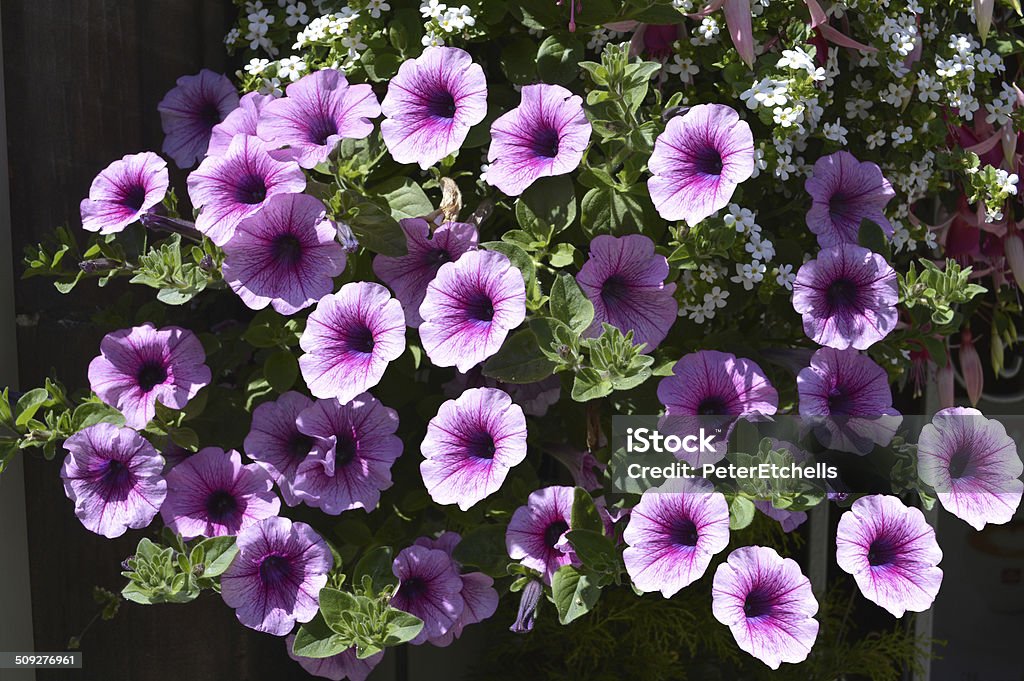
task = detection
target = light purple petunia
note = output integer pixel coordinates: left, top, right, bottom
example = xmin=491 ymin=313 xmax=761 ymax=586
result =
xmin=390 ymin=545 xmax=466 ymax=645
xmin=208 ymin=91 xmax=275 ymax=157
xmin=257 ymin=69 xmax=381 ymax=169
xmin=222 ymin=193 xmax=347 ymax=315
xmin=291 ymin=394 xmax=403 ymax=514
xmin=420 ymin=387 xmax=528 ymax=511
xmin=836 ymin=494 xmax=943 ymax=617
xmin=60 ymin=423 xmax=167 ymax=539
xmin=917 ymin=407 xmax=1024 ymax=530
xmin=80 ymin=152 xmax=169 ymax=234
xmin=648 ymin=103 xmax=755 ymax=226
xmin=298 ymin=282 xmax=407 ymax=404
xmin=506 ymin=485 xmax=579 ymax=584
xmin=792 ymin=245 xmax=898 ymax=350
xmin=88 ymin=324 xmax=212 ymax=430
xmin=805 ymin=151 xmax=895 ymax=248
xmin=623 ymin=478 xmax=730 ymax=598
xmin=419 ymin=250 xmax=527 ymax=372
xmin=186 ymin=134 xmax=306 ymax=246
xmin=373 ymin=218 xmax=479 ymax=327
xmin=711 ymin=545 xmax=819 ymax=669
xmin=221 ymin=516 xmax=333 ymax=636
xmin=486 ymin=83 xmax=591 ymax=196
xmin=160 ymin=447 xmax=280 ymax=540
xmin=381 ymin=46 xmax=488 ymax=169
xmin=797 ymin=347 xmax=902 ymax=454
xmin=285 ymin=636 xmax=383 ymax=681
xmin=244 ymin=391 xmax=316 ymax=506
xmin=576 ymin=234 xmax=677 ymax=350
xmin=158 ymin=69 xmax=240 ymax=168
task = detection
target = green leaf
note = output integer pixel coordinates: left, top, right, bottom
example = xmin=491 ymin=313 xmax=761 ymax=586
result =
xmin=580 ymin=187 xmax=647 ymax=238
xmin=319 ymin=588 xmax=362 ymax=635
xmin=571 ymin=368 xmax=612 ymax=401
xmin=194 ymin=536 xmax=238 ymax=578
xmin=516 ymin=176 xmax=578 ymax=240
xmin=341 ymin=191 xmax=408 ymax=257
xmin=371 ymin=177 xmax=434 ymax=221
xmin=264 ymin=350 xmax=299 ymax=393
xmin=548 ymin=243 xmax=577 ymax=267
xmin=379 ymin=608 xmax=424 ymax=648
xmin=452 ymin=524 xmax=509 ymax=577
xmin=537 ymin=35 xmax=582 ymax=85
xmin=293 ymin=613 xmax=351 ymax=659
xmin=500 ymin=36 xmax=539 ymax=85
xmin=729 ymin=495 xmax=756 ymax=530
xmin=549 ymin=273 xmax=595 ymax=334
xmin=565 ymin=529 xmax=619 ymax=577
xmin=481 ymin=329 xmax=556 ymax=383
xmin=551 ymin=565 xmax=600 ymax=625
xmin=14 ymin=388 xmax=50 ymax=428
xmin=570 ymin=487 xmax=604 ymax=534
xmin=353 ymin=546 xmax=396 ymax=594
xmin=481 ymin=240 xmax=538 ymax=301
xmin=858 ymin=218 xmax=892 ymax=261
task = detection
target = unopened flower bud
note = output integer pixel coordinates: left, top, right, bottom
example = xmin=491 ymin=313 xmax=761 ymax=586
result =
xmin=510 ymin=579 xmax=543 ymax=633
xmin=1004 ymin=232 xmax=1024 ymax=288
xmin=960 ymin=329 xmax=984 ymax=406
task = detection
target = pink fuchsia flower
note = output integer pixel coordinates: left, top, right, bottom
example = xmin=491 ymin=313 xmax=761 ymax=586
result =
xmin=186 ymin=134 xmax=306 ymax=246
xmin=576 ymin=234 xmax=677 ymax=350
xmin=917 ymin=407 xmax=1023 ymax=530
xmin=160 ymin=447 xmax=280 ymax=540
xmin=244 ymin=391 xmax=316 ymax=506
xmin=207 ymin=91 xmax=275 ymax=157
xmin=381 ymin=46 xmax=488 ymax=169
xmin=80 ymin=152 xmax=168 ymax=234
xmin=291 ymin=394 xmax=403 ymax=514
xmin=623 ymin=478 xmax=731 ymax=598
xmin=257 ymin=69 xmax=380 ymax=169
xmin=805 ymin=151 xmax=895 ymax=248
xmin=486 ymin=83 xmax=591 ymax=196
xmin=221 ymin=516 xmax=333 ymax=636
xmin=792 ymin=245 xmax=898 ymax=351
xmin=390 ymin=545 xmax=465 ymax=645
xmin=158 ymin=69 xmax=239 ymax=168
xmin=420 ymin=388 xmax=528 ymax=511
xmin=88 ymin=324 xmax=211 ymax=429
xmin=372 ymin=218 xmax=479 ymax=327
xmin=60 ymin=423 xmax=166 ymax=539
xmin=711 ymin=545 xmax=819 ymax=669
xmin=648 ymin=104 xmax=754 ymax=226
xmin=836 ymin=494 xmax=943 ymax=618
xmin=298 ymin=282 xmax=407 ymax=404
xmin=506 ymin=485 xmax=580 ymax=584
xmin=285 ymin=637 xmax=383 ymax=681
xmin=221 ymin=193 xmax=346 ymax=315
xmin=419 ymin=250 xmax=527 ymax=372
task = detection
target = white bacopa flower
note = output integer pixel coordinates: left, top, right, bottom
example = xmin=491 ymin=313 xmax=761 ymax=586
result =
xmin=866 ymin=130 xmax=887 ymax=149
xmin=342 ymin=32 xmax=367 ymax=59
xmin=225 ymin=28 xmax=241 ymax=45
xmin=772 ymin=105 xmax=802 ymax=128
xmin=698 ymin=16 xmax=719 ymax=40
xmin=740 ymin=77 xmax=789 ymax=110
xmin=422 ymin=30 xmax=445 ymax=46
xmin=704 ymin=286 xmax=730 ymax=309
xmin=844 ymin=98 xmax=872 ymax=119
xmin=750 ymin=147 xmax=767 ymax=178
xmin=850 ymin=74 xmax=872 ymax=94
xmin=985 ymin=97 xmax=1014 ymax=126
xmin=975 ymin=49 xmax=1004 ymax=74
xmin=420 ymin=0 xmax=447 ymax=18
xmin=723 ymin=204 xmax=757 ymax=233
xmin=746 ymin=235 xmax=775 ymax=262
xmin=996 ymin=169 xmax=1020 ymax=195
xmin=916 ymin=71 xmax=941 ymax=102
xmin=259 ymin=76 xmax=283 ymax=97
xmin=666 ymin=55 xmax=699 ymax=83
xmin=774 ymin=264 xmax=796 ymax=290
xmin=366 ymin=0 xmax=391 ymax=19
xmin=672 ymin=0 xmax=695 ymax=10
xmin=777 ymin=47 xmax=816 ymax=73
xmin=284 ymin=1 xmax=308 ymax=26
xmin=775 ymin=154 xmax=797 ymax=181
xmin=891 ymin=125 xmax=913 ymax=146
xmin=277 ymin=55 xmax=306 ymax=81
xmin=882 ymin=82 xmax=911 ymax=107
xmin=248 ymin=8 xmax=275 ymax=35
xmin=698 ymin=263 xmax=719 ymax=283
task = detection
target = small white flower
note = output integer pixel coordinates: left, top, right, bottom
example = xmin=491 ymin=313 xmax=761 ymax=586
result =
xmin=245 ymin=57 xmax=270 ymax=75
xmin=277 ymin=55 xmax=306 ymax=81
xmin=891 ymin=125 xmax=913 ymax=146
xmin=975 ymin=48 xmax=1004 ymax=74
xmin=844 ymin=98 xmax=872 ymax=120
xmin=247 ymin=8 xmax=275 ymax=35
xmin=740 ymin=78 xmax=788 ymax=110
xmin=723 ymin=204 xmax=757 ymax=233
xmin=699 ymin=16 xmax=720 ymax=40
xmin=823 ymin=119 xmax=848 ymax=145
xmin=866 ymin=130 xmax=887 ymax=150
xmin=916 ymin=71 xmax=941 ymax=102
xmin=422 ymin=30 xmax=445 ymax=47
xmin=750 ymin=148 xmax=767 ymax=178
xmin=746 ymin=236 xmax=775 ymax=262
xmin=775 ymin=154 xmax=797 ymax=181
xmin=420 ymin=0 xmax=447 ymax=18
xmin=704 ymin=286 xmax=730 ymax=309
xmin=366 ymin=0 xmax=391 ymax=19
xmin=774 ymin=264 xmax=796 ymax=290
xmin=224 ymin=28 xmax=241 ymax=45
xmin=285 ymin=1 xmax=308 ymax=26
xmin=772 ymin=105 xmax=802 ymax=128
xmin=666 ymin=55 xmax=699 ymax=84
xmin=259 ymin=76 xmax=283 ymax=97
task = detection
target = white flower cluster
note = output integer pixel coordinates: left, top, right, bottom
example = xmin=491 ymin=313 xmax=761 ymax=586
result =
xmin=986 ymin=82 xmax=1018 ymax=126
xmin=420 ymin=1 xmax=476 ymax=47
xmin=587 ymin=26 xmax=624 ymax=52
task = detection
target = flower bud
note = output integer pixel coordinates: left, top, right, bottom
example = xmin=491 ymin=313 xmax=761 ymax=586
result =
xmin=510 ymin=579 xmax=543 ymax=634
xmin=1005 ymin=232 xmax=1024 ymax=288
xmin=959 ymin=329 xmax=984 ymax=406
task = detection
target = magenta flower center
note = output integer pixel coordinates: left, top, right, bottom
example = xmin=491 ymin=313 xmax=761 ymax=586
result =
xmin=866 ymin=537 xmax=898 ymax=566
xmin=671 ymin=518 xmax=700 ymax=546
xmin=544 ymin=519 xmax=569 ymax=548
xmin=466 ymin=291 xmax=496 ymax=322
xmin=694 ymin=145 xmax=724 ymax=176
xmin=529 ymin=126 xmax=561 ymax=159
xmin=136 ymin=361 xmax=168 ymax=393
xmin=273 ymin=233 xmax=304 ymax=266
xmin=308 ymin=115 xmax=339 ymax=145
xmin=469 ymin=430 xmax=497 ymax=459
xmin=235 ymin=174 xmax=268 ymax=205
xmin=122 ymin=183 xmax=148 ymax=211
xmin=825 ymin=278 xmax=859 ymax=312
xmin=205 ymin=489 xmax=239 ymax=521
xmin=100 ymin=459 xmax=133 ymax=494
xmin=742 ymin=586 xmax=775 ymax=618
xmin=344 ymin=323 xmax=377 ymax=354
xmin=426 ymin=90 xmax=458 ymax=119
xmin=259 ymin=554 xmax=294 ymax=586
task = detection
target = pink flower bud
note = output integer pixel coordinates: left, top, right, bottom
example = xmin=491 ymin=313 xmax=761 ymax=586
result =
xmin=960 ymin=329 xmax=984 ymax=406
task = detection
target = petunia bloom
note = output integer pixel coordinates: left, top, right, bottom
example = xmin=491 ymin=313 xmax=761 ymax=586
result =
xmin=711 ymin=545 xmax=819 ymax=669
xmin=221 ymin=516 xmax=333 ymax=636
xmin=80 ymin=152 xmax=168 ymax=234
xmin=576 ymin=234 xmax=677 ymax=350
xmin=419 ymin=250 xmax=527 ymax=372
xmin=372 ymin=218 xmax=479 ymax=327
xmin=648 ymin=104 xmax=754 ymax=226
xmin=486 ymin=83 xmax=591 ymax=196
xmin=835 ymin=494 xmax=943 ymax=617
xmin=257 ymin=69 xmax=380 ymax=169
xmin=917 ymin=407 xmax=1023 ymax=530
xmin=805 ymin=151 xmax=895 ymax=247
xmin=158 ymin=69 xmax=240 ymax=168
xmin=160 ymin=447 xmax=280 ymax=539
xmin=420 ymin=388 xmax=528 ymax=511
xmin=285 ymin=637 xmax=383 ymax=681
xmin=390 ymin=545 xmax=465 ymax=645
xmin=243 ymin=391 xmax=316 ymax=506
xmin=60 ymin=423 xmax=166 ymax=539
xmin=88 ymin=324 xmax=211 ymax=429
xmin=506 ymin=486 xmax=580 ymax=583
xmin=208 ymin=91 xmax=275 ymax=157
xmin=298 ymin=282 xmax=406 ymax=404
xmin=792 ymin=245 xmax=898 ymax=350
xmin=381 ymin=46 xmax=488 ymax=169
xmin=186 ymin=134 xmax=306 ymax=246
xmin=222 ymin=193 xmax=347 ymax=315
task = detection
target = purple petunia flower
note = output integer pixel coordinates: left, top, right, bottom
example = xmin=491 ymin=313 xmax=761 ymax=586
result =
xmin=420 ymin=387 xmax=528 ymax=511
xmin=381 ymin=46 xmax=488 ymax=169
xmin=244 ymin=391 xmax=316 ymax=506
xmin=576 ymin=234 xmax=677 ymax=350
xmin=805 ymin=151 xmax=895 ymax=248
xmin=390 ymin=545 xmax=466 ymax=645
xmin=158 ymin=69 xmax=240 ymax=169
xmin=836 ymin=494 xmax=943 ymax=617
xmin=186 ymin=134 xmax=306 ymax=246
xmin=917 ymin=407 xmax=1023 ymax=530
xmin=623 ymin=478 xmax=730 ymax=597
xmin=285 ymin=637 xmax=383 ymax=681
xmin=257 ymin=69 xmax=381 ymax=169
xmin=221 ymin=516 xmax=333 ymax=636
xmin=208 ymin=91 xmax=275 ymax=157
xmin=222 ymin=193 xmax=347 ymax=315
xmin=60 ymin=423 xmax=166 ymax=539
xmin=298 ymin=282 xmax=407 ymax=403
xmin=80 ymin=152 xmax=169 ymax=234
xmin=291 ymin=394 xmax=403 ymax=514
xmin=419 ymin=250 xmax=527 ymax=372
xmin=88 ymin=324 xmax=212 ymax=429
xmin=792 ymin=245 xmax=898 ymax=350
xmin=797 ymin=347 xmax=902 ymax=454
xmin=711 ymin=545 xmax=819 ymax=669
xmin=160 ymin=447 xmax=280 ymax=540
xmin=648 ymin=104 xmax=754 ymax=226
xmin=486 ymin=84 xmax=591 ymax=196
xmin=372 ymin=218 xmax=479 ymax=327
xmin=506 ymin=486 xmax=580 ymax=584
